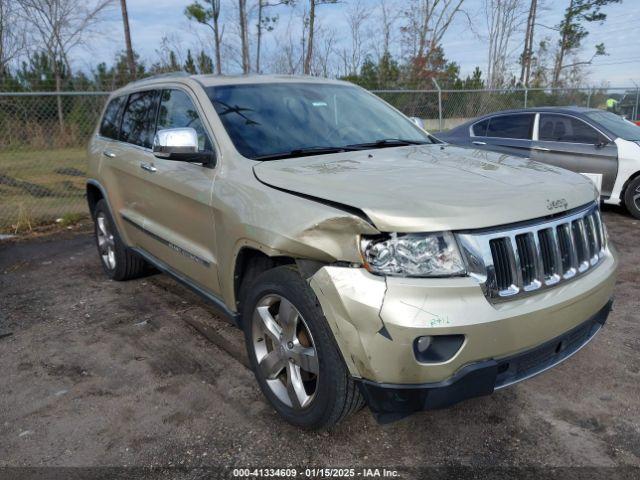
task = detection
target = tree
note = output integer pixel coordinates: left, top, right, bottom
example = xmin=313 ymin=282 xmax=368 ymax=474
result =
xmin=185 ymin=0 xmax=224 ymax=74
xmin=519 ymin=0 xmax=537 ymax=85
xmin=400 ymin=0 xmax=467 ymax=85
xmin=0 ymin=0 xmax=27 ymax=80
xmin=340 ymin=0 xmax=370 ymax=76
xmin=529 ymin=37 xmax=552 ymax=86
xmin=374 ymin=0 xmax=401 ymax=61
xmin=16 ymin=0 xmax=112 ymax=131
xmin=197 ymin=50 xmax=214 ymax=73
xmin=255 ymin=1 xmax=292 ymax=73
xmin=552 ymin=0 xmax=621 ymax=87
xmin=238 ymin=0 xmax=250 ymax=73
xmin=303 ymin=0 xmax=337 ymax=75
xmin=484 ymin=0 xmax=526 ymax=88
xmin=119 ymin=0 xmax=136 ymax=80
xmin=184 ymin=49 xmax=197 ymax=73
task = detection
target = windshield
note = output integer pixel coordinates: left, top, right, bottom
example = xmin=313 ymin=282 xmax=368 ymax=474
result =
xmin=205 ymin=83 xmax=432 ymax=159
xmin=585 ymin=110 xmax=640 ymax=141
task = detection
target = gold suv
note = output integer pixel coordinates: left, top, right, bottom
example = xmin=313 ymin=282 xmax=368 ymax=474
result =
xmin=87 ymin=74 xmax=617 ymax=429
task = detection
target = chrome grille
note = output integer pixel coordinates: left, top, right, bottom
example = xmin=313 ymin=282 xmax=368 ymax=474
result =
xmin=457 ymin=203 xmax=606 ymax=302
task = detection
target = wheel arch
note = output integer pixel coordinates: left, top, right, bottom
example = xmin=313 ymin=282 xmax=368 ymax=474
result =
xmin=621 ymin=169 xmax=640 ymax=201
xmin=232 ymin=246 xmax=296 ymax=313
xmin=86 ymin=179 xmax=113 ymax=220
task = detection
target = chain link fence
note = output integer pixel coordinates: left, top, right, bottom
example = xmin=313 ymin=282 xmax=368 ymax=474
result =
xmin=0 ymin=86 xmax=639 ymax=233
xmin=373 ymin=87 xmax=640 ymax=132
xmin=0 ymin=92 xmax=108 ymax=233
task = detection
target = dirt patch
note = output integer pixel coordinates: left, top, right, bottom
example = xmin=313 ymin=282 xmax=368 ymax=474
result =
xmin=54 ymin=167 xmax=86 ymax=177
xmin=0 ymin=173 xmax=55 ymax=197
xmin=0 ymin=206 xmax=638 ymax=470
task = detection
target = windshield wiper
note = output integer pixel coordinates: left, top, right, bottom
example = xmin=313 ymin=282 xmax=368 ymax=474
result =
xmin=253 ymin=146 xmax=359 ymax=161
xmin=346 ymin=138 xmax=432 ymax=149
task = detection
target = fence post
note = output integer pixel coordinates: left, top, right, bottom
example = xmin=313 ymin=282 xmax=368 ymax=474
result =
xmin=635 ymin=88 xmax=640 ymax=121
xmin=432 ymin=78 xmax=443 ymax=131
xmin=587 ymin=89 xmax=592 ymax=108
xmin=524 ymin=87 xmax=528 ymax=108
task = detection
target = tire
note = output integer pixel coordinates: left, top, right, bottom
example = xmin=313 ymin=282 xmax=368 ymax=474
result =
xmin=242 ymin=265 xmax=364 ymax=429
xmin=93 ymin=199 xmax=148 ymax=281
xmin=623 ymin=176 xmax=640 ymax=220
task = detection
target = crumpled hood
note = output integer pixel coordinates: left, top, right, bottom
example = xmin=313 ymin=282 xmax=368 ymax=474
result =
xmin=253 ymin=145 xmax=598 ymax=232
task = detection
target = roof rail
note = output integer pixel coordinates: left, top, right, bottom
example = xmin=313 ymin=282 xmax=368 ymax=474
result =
xmin=128 ymin=71 xmax=191 ymax=86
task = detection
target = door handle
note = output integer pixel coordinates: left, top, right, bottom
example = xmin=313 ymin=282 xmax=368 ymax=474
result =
xmin=103 ymin=150 xmax=116 ymax=158
xmin=532 ymin=146 xmax=550 ymax=152
xmin=140 ymin=162 xmax=157 ymax=173
xmin=472 ymin=140 xmax=487 ymax=145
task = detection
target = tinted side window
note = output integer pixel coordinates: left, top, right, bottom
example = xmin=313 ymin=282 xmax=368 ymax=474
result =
xmin=120 ymin=90 xmax=159 ymax=148
xmin=157 ymin=89 xmax=211 ymax=151
xmin=486 ymin=114 xmax=534 ymax=139
xmin=99 ymin=96 xmax=124 ymax=139
xmin=539 ymin=114 xmax=604 ymax=144
xmin=472 ymin=118 xmax=489 ymax=136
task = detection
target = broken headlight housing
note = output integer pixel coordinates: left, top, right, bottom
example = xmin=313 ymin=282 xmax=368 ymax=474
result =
xmin=360 ymin=232 xmax=466 ymax=277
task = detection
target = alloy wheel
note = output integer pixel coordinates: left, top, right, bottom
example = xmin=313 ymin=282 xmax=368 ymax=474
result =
xmin=252 ymin=294 xmax=319 ymax=409
xmin=634 ymin=185 xmax=640 ymax=211
xmin=96 ymin=212 xmax=116 ymax=270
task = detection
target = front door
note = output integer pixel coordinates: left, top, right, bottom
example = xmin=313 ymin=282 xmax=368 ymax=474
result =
xmin=131 ymin=88 xmax=221 ymax=295
xmin=532 ymin=113 xmax=618 ymax=196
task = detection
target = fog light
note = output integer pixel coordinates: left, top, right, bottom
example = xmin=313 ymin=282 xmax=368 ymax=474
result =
xmin=413 ymin=334 xmax=465 ymax=363
xmin=416 ymin=336 xmax=433 ymax=353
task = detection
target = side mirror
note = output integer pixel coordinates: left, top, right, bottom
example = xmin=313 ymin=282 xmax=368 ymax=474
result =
xmin=153 ymin=128 xmax=216 ymax=167
xmin=410 ymin=117 xmax=425 ymax=130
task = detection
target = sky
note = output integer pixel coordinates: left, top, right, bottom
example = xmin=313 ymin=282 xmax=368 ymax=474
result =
xmin=73 ymin=0 xmax=640 ymax=88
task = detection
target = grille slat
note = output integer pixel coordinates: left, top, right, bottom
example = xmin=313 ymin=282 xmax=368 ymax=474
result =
xmin=573 ymin=218 xmax=590 ymax=272
xmin=461 ymin=203 xmax=607 ymax=302
xmin=490 ymin=238 xmax=513 ymax=292
xmin=538 ymin=228 xmax=560 ymax=283
xmin=587 ymin=214 xmax=601 ymax=263
xmin=516 ymin=233 xmax=536 ymax=287
xmin=557 ymin=223 xmax=577 ymax=278
xmin=593 ymin=210 xmax=605 ymax=254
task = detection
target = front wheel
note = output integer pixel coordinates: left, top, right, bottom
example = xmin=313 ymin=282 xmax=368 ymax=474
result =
xmin=242 ymin=266 xmax=364 ymax=429
xmin=623 ymin=176 xmax=640 ymax=220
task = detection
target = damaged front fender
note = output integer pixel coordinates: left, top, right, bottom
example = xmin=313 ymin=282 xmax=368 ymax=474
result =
xmin=309 ymin=266 xmax=388 ymax=379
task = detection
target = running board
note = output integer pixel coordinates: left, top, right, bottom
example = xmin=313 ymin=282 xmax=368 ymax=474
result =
xmin=131 ymin=247 xmax=241 ymax=326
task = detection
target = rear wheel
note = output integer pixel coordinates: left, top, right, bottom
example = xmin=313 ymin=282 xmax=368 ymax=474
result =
xmin=93 ymin=199 xmax=148 ymax=280
xmin=243 ymin=266 xmax=364 ymax=429
xmin=623 ymin=176 xmax=640 ymax=219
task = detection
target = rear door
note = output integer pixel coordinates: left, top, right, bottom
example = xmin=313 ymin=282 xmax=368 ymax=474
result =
xmin=532 ymin=113 xmax=618 ymax=196
xmin=470 ymin=113 xmax=534 ymax=157
xmin=98 ymin=89 xmax=160 ymax=247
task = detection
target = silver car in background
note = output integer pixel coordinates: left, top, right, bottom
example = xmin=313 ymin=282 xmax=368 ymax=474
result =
xmin=437 ymin=107 xmax=640 ymax=219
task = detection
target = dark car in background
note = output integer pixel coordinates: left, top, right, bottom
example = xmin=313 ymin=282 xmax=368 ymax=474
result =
xmin=438 ymin=107 xmax=640 ymax=219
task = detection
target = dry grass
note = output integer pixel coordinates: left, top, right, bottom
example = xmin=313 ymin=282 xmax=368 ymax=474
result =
xmin=0 ymin=147 xmax=88 ymax=233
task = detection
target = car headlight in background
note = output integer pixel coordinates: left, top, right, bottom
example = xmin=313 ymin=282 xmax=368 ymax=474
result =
xmin=360 ymin=232 xmax=466 ymax=277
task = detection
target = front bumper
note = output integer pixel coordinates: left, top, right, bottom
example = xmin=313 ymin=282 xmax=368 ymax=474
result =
xmin=309 ymin=245 xmax=617 ymax=386
xmin=357 ymin=300 xmax=611 ymax=422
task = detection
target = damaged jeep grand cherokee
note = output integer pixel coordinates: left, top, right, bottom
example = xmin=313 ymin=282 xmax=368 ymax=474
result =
xmin=87 ymin=74 xmax=617 ymax=429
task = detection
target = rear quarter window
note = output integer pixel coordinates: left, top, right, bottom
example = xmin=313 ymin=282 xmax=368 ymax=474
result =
xmin=99 ymin=96 xmax=125 ymax=139
xmin=472 ymin=118 xmax=490 ymax=136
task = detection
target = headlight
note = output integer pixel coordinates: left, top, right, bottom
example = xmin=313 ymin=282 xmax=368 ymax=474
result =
xmin=360 ymin=232 xmax=466 ymax=277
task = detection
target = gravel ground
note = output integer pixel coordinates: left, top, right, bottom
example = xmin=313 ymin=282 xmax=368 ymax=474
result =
xmin=0 ymin=206 xmax=639 ymax=477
